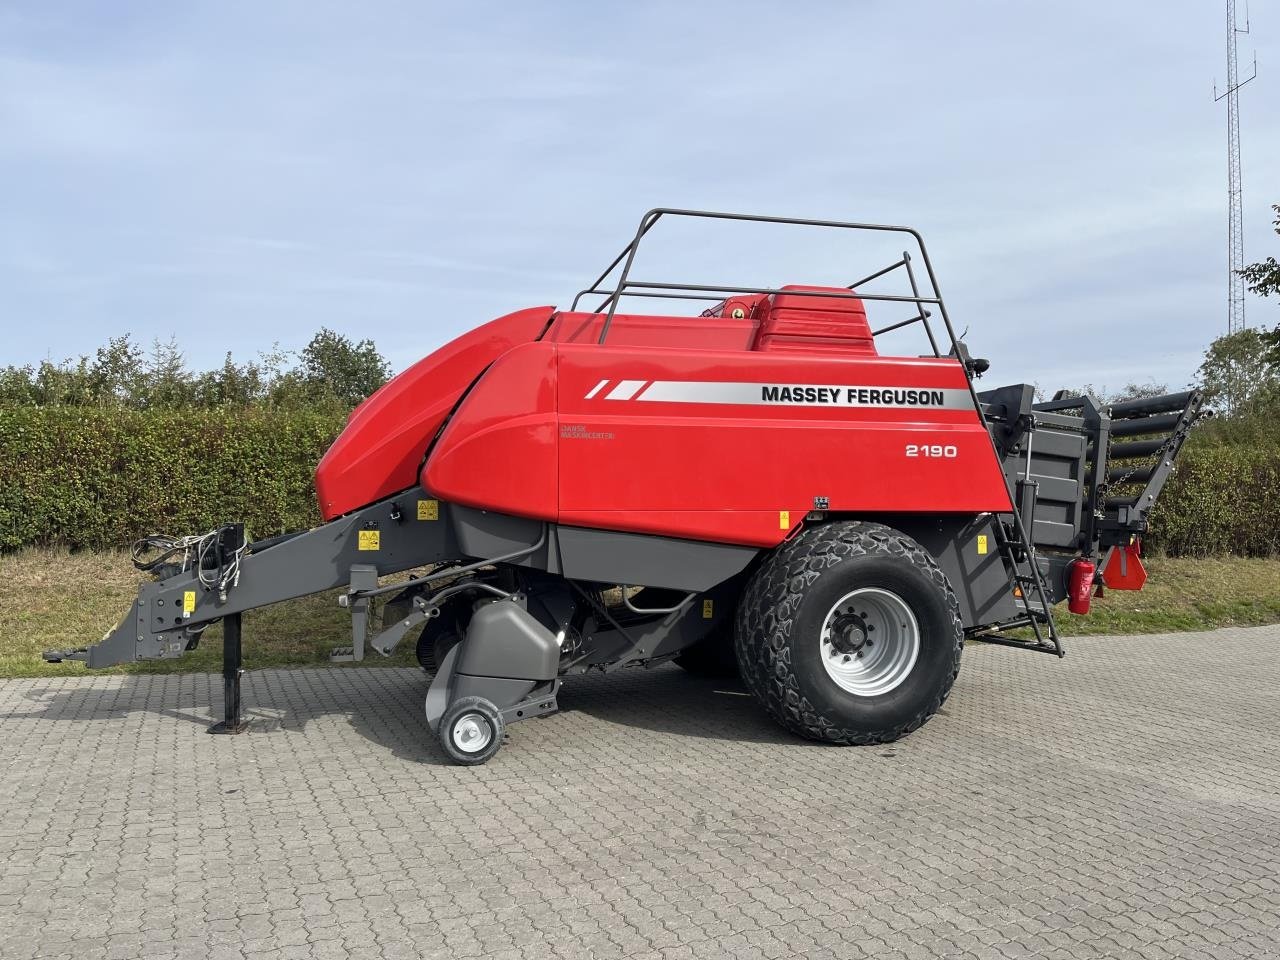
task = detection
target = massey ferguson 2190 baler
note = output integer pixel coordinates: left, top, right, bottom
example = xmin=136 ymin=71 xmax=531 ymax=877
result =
xmin=46 ymin=209 xmax=1205 ymax=764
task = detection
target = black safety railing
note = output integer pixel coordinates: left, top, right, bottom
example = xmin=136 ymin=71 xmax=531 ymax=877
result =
xmin=567 ymin=208 xmax=954 ymax=359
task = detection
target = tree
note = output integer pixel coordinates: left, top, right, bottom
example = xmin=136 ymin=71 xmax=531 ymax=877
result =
xmin=1240 ymin=204 xmax=1280 ymax=366
xmin=1241 ymin=204 xmax=1280 ymax=303
xmin=193 ymin=353 xmax=268 ymax=407
xmin=86 ymin=336 xmax=146 ymax=405
xmin=297 ymin=328 xmax=392 ymax=407
xmin=0 ymin=330 xmax=394 ymax=411
xmin=1195 ymin=328 xmax=1279 ymax=417
xmin=1085 ymin=381 xmax=1169 ymax=406
xmin=1041 ymin=381 xmax=1169 ymax=406
xmin=142 ymin=337 xmax=194 ymax=409
xmin=0 ymin=364 xmax=38 ymax=405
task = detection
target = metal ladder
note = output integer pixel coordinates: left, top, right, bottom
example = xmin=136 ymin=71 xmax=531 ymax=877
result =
xmin=964 ymin=398 xmax=1065 ymax=658
xmin=983 ymin=510 xmax=1064 ymax=657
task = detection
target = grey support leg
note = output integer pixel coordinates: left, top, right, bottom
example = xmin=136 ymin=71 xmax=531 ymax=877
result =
xmin=208 ymin=612 xmax=249 ymax=734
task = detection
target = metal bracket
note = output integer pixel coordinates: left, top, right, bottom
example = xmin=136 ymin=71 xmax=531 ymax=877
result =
xmin=369 ymin=596 xmax=435 ymax=657
xmin=336 ymin=565 xmax=379 ymax=663
xmin=499 ymin=682 xmax=560 ymax=724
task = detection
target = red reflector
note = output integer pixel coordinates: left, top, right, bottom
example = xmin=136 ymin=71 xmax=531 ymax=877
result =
xmin=1067 ymin=558 xmax=1096 ymax=614
xmin=1102 ymin=543 xmax=1147 ymax=591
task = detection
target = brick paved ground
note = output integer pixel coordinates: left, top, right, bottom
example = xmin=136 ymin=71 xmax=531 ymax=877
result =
xmin=2 ymin=626 xmax=1278 ymax=960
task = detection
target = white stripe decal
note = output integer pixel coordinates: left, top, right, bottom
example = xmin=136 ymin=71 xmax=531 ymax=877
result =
xmin=584 ymin=378 xmax=610 ymax=400
xmin=631 ymin=380 xmax=973 ymax=410
xmin=604 ymin=379 xmax=649 ymax=401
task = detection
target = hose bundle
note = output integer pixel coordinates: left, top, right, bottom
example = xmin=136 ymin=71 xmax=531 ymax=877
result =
xmin=131 ymin=526 xmax=245 ymax=602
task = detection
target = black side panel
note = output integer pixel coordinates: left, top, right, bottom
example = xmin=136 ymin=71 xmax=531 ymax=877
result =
xmin=555 ymin=526 xmax=758 ymax=592
xmin=1007 ymin=426 xmax=1087 ymax=549
xmin=981 ymin=383 xmax=1090 ymax=551
xmin=883 ymin=515 xmax=1021 ymax=630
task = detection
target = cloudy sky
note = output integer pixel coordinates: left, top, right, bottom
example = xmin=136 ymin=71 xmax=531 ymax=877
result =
xmin=1 ymin=1 xmax=1277 ymax=392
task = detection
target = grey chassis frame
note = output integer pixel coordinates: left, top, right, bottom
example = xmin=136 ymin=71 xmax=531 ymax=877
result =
xmin=45 ymin=494 xmax=758 ymax=734
xmin=49 ymin=497 xmax=759 ymax=670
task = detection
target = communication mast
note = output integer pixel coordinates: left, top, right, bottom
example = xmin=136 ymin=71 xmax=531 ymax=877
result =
xmin=1214 ymin=0 xmax=1257 ymax=334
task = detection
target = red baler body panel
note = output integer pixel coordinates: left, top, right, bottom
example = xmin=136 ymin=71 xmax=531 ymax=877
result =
xmin=551 ymin=344 xmax=1009 ymax=546
xmin=422 ymin=342 xmax=560 ymax=520
xmin=314 ymin=306 xmax=554 ymax=519
xmin=407 ymin=289 xmax=1013 ymax=547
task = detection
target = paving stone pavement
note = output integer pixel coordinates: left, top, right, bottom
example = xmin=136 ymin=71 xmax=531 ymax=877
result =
xmin=2 ymin=625 xmax=1279 ymax=960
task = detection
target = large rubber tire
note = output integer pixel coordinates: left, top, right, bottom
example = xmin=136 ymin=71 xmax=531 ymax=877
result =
xmin=735 ymin=521 xmax=963 ymax=745
xmin=674 ymin=627 xmax=740 ymax=679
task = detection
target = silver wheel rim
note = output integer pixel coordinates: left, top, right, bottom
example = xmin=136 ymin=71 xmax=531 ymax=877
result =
xmin=451 ymin=713 xmax=493 ymax=753
xmin=820 ymin=587 xmax=920 ymax=696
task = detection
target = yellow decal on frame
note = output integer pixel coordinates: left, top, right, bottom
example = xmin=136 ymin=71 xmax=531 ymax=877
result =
xmin=358 ymin=530 xmax=381 ymax=551
xmin=417 ymin=499 xmax=439 ymax=521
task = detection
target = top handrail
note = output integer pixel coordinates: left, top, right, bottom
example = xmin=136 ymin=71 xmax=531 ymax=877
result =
xmin=577 ymin=208 xmax=953 ymax=354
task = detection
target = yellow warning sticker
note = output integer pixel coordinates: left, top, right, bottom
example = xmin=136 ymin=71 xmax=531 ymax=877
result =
xmin=977 ymin=534 xmax=989 ymax=555
xmin=182 ymin=590 xmax=196 ymax=614
xmin=417 ymin=499 xmax=439 ymax=521
xmin=779 ymin=510 xmax=791 ymax=529
xmin=702 ymin=599 xmax=714 ymax=619
xmin=358 ymin=530 xmax=381 ymax=551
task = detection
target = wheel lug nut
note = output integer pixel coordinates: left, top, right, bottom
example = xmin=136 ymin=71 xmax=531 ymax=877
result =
xmin=842 ymin=655 xmax=850 ymax=663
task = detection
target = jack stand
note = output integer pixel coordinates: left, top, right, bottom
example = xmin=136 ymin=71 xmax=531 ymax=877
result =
xmin=208 ymin=612 xmax=249 ymax=734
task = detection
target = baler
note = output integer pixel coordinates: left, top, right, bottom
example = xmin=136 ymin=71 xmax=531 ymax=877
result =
xmin=45 ymin=209 xmax=1205 ymax=764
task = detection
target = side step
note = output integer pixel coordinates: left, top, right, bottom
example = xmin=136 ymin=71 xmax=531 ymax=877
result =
xmin=966 ymin=611 xmax=1060 ymax=655
xmin=968 ymin=633 xmax=1062 ymax=656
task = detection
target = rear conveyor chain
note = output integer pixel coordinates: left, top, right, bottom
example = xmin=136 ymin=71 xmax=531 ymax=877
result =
xmin=1098 ymin=390 xmax=1208 ymax=535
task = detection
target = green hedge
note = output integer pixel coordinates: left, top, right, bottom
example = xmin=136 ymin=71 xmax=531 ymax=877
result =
xmin=1 ymin=407 xmax=1277 ymax=555
xmin=1146 ymin=443 xmax=1280 ymax=557
xmin=0 ymin=407 xmax=345 ymax=551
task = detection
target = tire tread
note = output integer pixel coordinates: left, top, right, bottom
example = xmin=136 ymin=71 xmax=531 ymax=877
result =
xmin=735 ymin=521 xmax=963 ymax=745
